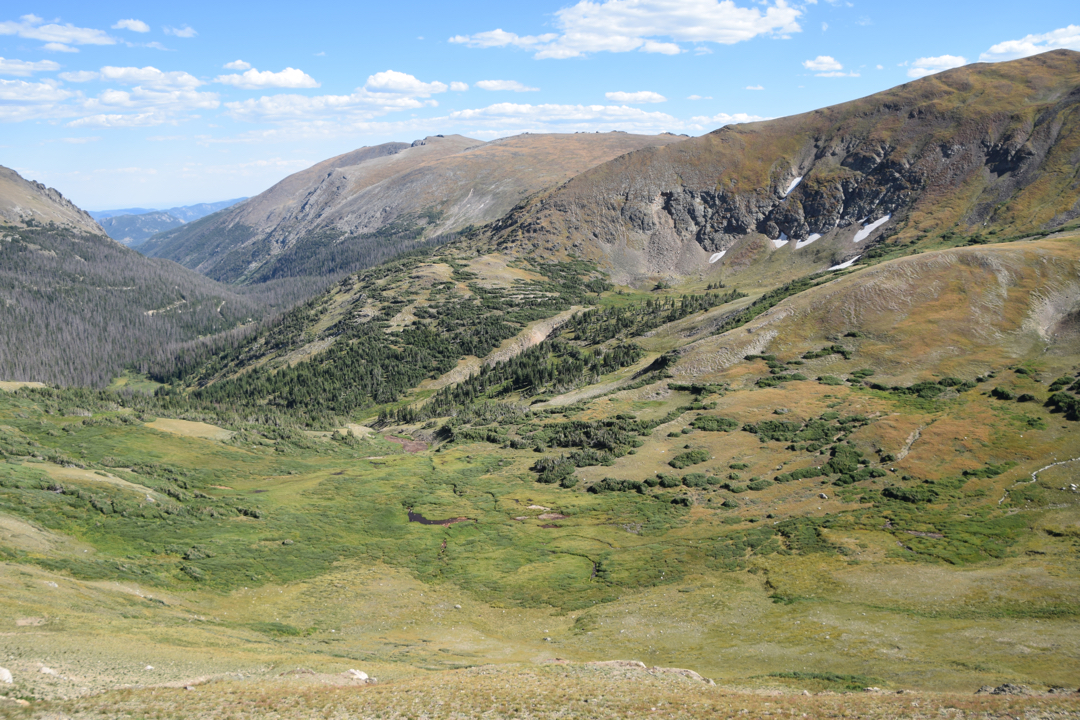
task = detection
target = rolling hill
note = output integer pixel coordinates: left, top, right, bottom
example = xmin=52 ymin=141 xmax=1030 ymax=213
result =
xmin=139 ymin=132 xmax=687 ymax=284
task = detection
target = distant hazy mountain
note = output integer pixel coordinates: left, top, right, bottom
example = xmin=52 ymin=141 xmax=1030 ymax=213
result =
xmin=89 ymin=198 xmax=247 ymax=222
xmin=99 ymin=211 xmax=185 ymax=247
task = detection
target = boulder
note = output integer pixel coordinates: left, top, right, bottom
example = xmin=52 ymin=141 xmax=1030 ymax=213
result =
xmin=0 ymin=667 xmax=12 ymax=684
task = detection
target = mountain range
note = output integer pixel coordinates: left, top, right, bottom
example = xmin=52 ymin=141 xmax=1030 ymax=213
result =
xmin=91 ymin=199 xmax=247 ymax=247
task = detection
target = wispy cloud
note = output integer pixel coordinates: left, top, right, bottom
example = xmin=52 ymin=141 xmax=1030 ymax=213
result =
xmin=745 ymin=84 xmax=764 ymax=90
xmin=163 ymin=25 xmax=197 ymax=38
xmin=605 ymin=90 xmax=666 ymax=103
xmin=980 ymin=25 xmax=1080 ymax=62
xmin=906 ymin=55 xmax=967 ymax=78
xmin=0 ymin=57 xmax=61 ymax=76
xmin=112 ymin=19 xmax=149 ymax=33
xmin=476 ymin=79 xmax=539 ymax=92
xmin=61 ymin=66 xmax=204 ymax=89
xmin=0 ymin=14 xmax=116 ymax=50
xmin=450 ymin=0 xmax=802 ymax=59
xmin=223 ymin=60 xmax=251 ymax=70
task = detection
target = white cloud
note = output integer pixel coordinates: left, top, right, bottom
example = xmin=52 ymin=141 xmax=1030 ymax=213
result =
xmin=803 ymin=55 xmax=859 ymax=77
xmin=43 ymin=43 xmax=78 ymax=53
xmin=163 ymin=25 xmax=197 ymax=38
xmin=0 ymin=15 xmax=115 ymax=48
xmin=803 ymin=55 xmax=842 ymax=72
xmin=448 ymin=29 xmax=558 ymax=50
xmin=0 ymin=78 xmax=75 ymax=121
xmin=450 ymin=81 xmax=469 ymax=91
xmin=980 ymin=25 xmax=1080 ymax=62
xmin=906 ymin=54 xmax=967 ymax=78
xmin=223 ymin=60 xmax=251 ymax=70
xmin=476 ymin=79 xmax=539 ymax=92
xmin=450 ymin=0 xmax=802 ymax=59
xmin=364 ymin=70 xmax=446 ymax=96
xmin=605 ymin=90 xmax=666 ymax=103
xmin=60 ymin=136 xmax=99 ymax=143
xmin=687 ymin=94 xmax=712 ymax=100
xmin=112 ymin=19 xmax=149 ymax=33
xmin=0 ymin=57 xmax=61 ymax=76
xmin=57 ymin=70 xmax=98 ymax=82
xmin=687 ymin=111 xmax=768 ymax=129
xmin=223 ymin=92 xmax=431 ymax=125
xmin=215 ymin=67 xmax=320 ymax=90
xmin=876 ymin=64 xmax=883 ymax=70
xmin=61 ymin=66 xmax=203 ymax=89
xmin=82 ymin=87 xmax=219 ymax=111
xmin=821 ymin=22 xmax=828 ymax=31
xmin=69 ymin=112 xmax=173 ymax=128
xmin=745 ymin=84 xmax=764 ymax=90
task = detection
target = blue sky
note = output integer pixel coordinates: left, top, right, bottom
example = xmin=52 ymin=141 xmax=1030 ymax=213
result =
xmin=1 ymin=1 xmax=1076 ymax=210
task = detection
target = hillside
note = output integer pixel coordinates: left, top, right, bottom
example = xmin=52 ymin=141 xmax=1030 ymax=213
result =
xmin=483 ymin=49 xmax=1080 ymax=285
xmin=2 ymin=51 xmax=1080 ymax=714
xmin=99 ymin=211 xmax=184 ymax=246
xmin=89 ymin=198 xmax=247 ymax=223
xmin=0 ymin=167 xmax=104 ymax=236
xmin=0 ymin=167 xmax=299 ymax=387
xmin=139 ymin=132 xmax=686 ymax=284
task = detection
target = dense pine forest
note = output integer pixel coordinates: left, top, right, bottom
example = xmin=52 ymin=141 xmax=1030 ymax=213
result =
xmin=0 ymin=223 xmax=322 ymax=387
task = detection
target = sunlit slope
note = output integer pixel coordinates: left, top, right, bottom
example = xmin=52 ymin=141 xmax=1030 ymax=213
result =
xmin=677 ymin=238 xmax=1080 ymax=383
xmin=486 ymin=50 xmax=1080 ymax=284
xmin=141 ymin=132 xmax=686 ymax=284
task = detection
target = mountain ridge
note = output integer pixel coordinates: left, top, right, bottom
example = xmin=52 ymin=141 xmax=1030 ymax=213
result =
xmin=484 ymin=49 xmax=1080 ymax=285
xmin=139 ymin=132 xmax=687 ymax=283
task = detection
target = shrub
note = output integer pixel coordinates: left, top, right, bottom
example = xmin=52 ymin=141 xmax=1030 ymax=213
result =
xmin=818 ymin=375 xmax=844 ymax=386
xmin=669 ymin=449 xmax=709 ymax=469
xmin=748 ymin=479 xmax=774 ymax=491
xmin=671 ymin=495 xmax=693 ymax=507
xmin=682 ymin=473 xmax=709 ymax=488
xmin=690 ymin=416 xmax=739 ymax=432
xmin=721 ymin=498 xmax=739 ymax=508
xmin=588 ymin=477 xmax=644 ymax=494
xmin=658 ymin=474 xmax=682 ymax=488
xmin=991 ymin=386 xmax=1016 ymax=401
xmin=1017 ymin=393 xmax=1037 ymax=403
xmin=729 ymin=462 xmax=750 ymax=470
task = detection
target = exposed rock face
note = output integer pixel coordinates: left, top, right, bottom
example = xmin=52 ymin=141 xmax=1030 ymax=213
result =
xmin=491 ymin=50 xmax=1080 ymax=284
xmin=0 ymin=166 xmax=105 ymax=236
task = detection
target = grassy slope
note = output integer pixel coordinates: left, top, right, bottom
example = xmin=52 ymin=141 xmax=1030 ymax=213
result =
xmin=2 ymin=236 xmax=1080 ymax=710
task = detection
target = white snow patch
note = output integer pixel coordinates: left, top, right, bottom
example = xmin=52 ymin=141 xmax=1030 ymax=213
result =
xmin=782 ymin=176 xmax=803 ymax=197
xmin=708 ymin=251 xmax=726 ymax=263
xmin=772 ymin=237 xmax=789 ymax=248
xmin=827 ymin=255 xmax=861 ymax=271
xmin=795 ymin=233 xmax=822 ymax=250
xmin=853 ymin=215 xmax=890 ymax=243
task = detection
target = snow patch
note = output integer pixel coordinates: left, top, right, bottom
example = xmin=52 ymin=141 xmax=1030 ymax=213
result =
xmin=795 ymin=233 xmax=822 ymax=250
xmin=708 ymin=251 xmax=726 ymax=264
xmin=772 ymin=237 xmax=789 ymax=248
xmin=782 ymin=176 xmax=803 ymax=197
xmin=827 ymin=255 xmax=861 ymax=271
xmin=853 ymin=214 xmax=890 ymax=242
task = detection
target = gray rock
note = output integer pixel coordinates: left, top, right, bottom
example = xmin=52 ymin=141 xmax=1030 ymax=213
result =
xmin=0 ymin=667 xmax=12 ymax=684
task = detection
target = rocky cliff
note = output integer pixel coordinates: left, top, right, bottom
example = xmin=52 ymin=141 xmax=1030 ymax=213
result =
xmin=489 ymin=50 xmax=1080 ymax=284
